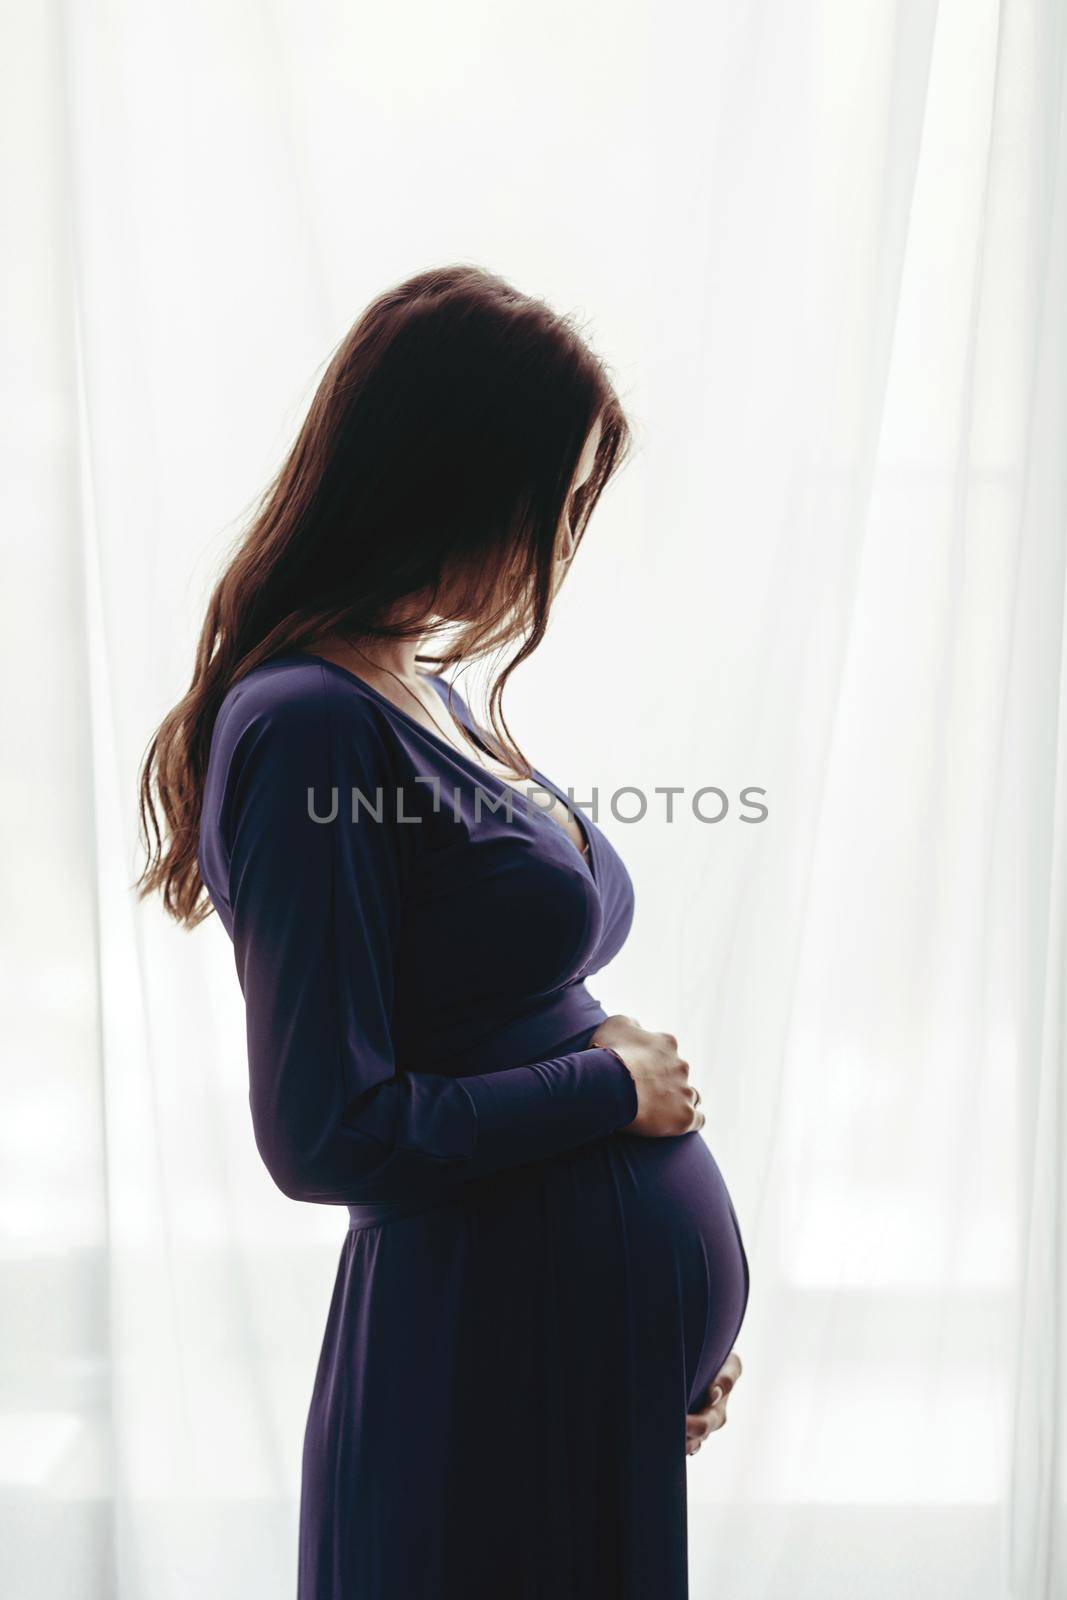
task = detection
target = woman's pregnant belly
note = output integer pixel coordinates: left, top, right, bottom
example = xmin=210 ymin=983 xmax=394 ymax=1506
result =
xmin=311 ymin=1041 xmax=751 ymax=1593
xmin=347 ymin=1012 xmax=751 ymax=1417
xmin=556 ymin=1017 xmax=751 ymax=1407
xmin=443 ymin=1119 xmax=750 ymax=1428
xmin=441 ymin=1106 xmax=750 ymax=1416
xmin=607 ymin=1128 xmax=751 ymax=1408
xmin=311 ymin=1117 xmax=750 ymax=1594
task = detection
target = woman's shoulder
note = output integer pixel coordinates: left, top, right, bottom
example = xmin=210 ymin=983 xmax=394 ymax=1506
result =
xmin=211 ymin=653 xmax=400 ymax=774
xmin=222 ymin=651 xmax=405 ymax=724
xmin=201 ymin=655 xmax=419 ymax=897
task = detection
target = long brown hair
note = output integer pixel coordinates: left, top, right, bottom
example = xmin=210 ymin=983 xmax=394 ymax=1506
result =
xmin=138 ymin=263 xmax=632 ymax=927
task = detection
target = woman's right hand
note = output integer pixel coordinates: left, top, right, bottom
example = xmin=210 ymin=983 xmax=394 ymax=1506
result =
xmin=590 ymin=1014 xmax=703 ymax=1137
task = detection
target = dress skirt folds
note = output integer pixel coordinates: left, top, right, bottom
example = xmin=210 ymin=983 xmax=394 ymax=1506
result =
xmin=198 ymin=654 xmax=750 ymax=1599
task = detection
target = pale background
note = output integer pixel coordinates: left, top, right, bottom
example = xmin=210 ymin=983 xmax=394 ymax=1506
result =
xmin=2 ymin=0 xmax=1065 ymax=1596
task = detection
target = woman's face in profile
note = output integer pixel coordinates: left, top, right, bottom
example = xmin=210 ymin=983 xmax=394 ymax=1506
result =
xmin=557 ymin=413 xmax=603 ymax=565
xmin=430 ymin=412 xmax=605 ymax=623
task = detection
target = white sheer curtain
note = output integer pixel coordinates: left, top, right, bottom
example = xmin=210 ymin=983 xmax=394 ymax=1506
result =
xmin=3 ymin=1 xmax=1065 ymax=1595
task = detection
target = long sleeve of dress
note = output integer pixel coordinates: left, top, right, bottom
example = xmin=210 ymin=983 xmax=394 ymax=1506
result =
xmin=220 ymin=672 xmax=638 ymax=1205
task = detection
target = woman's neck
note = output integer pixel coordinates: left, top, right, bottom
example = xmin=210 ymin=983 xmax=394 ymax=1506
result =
xmin=314 ymin=631 xmax=426 ymax=685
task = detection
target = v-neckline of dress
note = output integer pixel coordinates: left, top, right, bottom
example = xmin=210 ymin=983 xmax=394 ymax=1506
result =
xmin=291 ymin=652 xmax=599 ymax=886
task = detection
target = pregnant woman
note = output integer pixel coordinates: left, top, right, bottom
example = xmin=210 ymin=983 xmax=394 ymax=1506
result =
xmin=138 ymin=264 xmax=750 ymax=1598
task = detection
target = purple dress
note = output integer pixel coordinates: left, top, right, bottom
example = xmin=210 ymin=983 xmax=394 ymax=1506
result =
xmin=199 ymin=653 xmax=750 ymax=1599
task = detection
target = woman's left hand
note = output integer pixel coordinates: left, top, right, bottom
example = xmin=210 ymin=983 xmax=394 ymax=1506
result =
xmin=686 ymin=1349 xmax=743 ymax=1456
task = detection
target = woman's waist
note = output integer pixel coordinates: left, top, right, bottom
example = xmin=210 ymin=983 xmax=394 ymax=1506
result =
xmin=346 ymin=985 xmax=609 ymax=1235
xmin=393 ymin=981 xmax=607 ymax=1079
xmin=346 ymin=1125 xmax=746 ymax=1258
